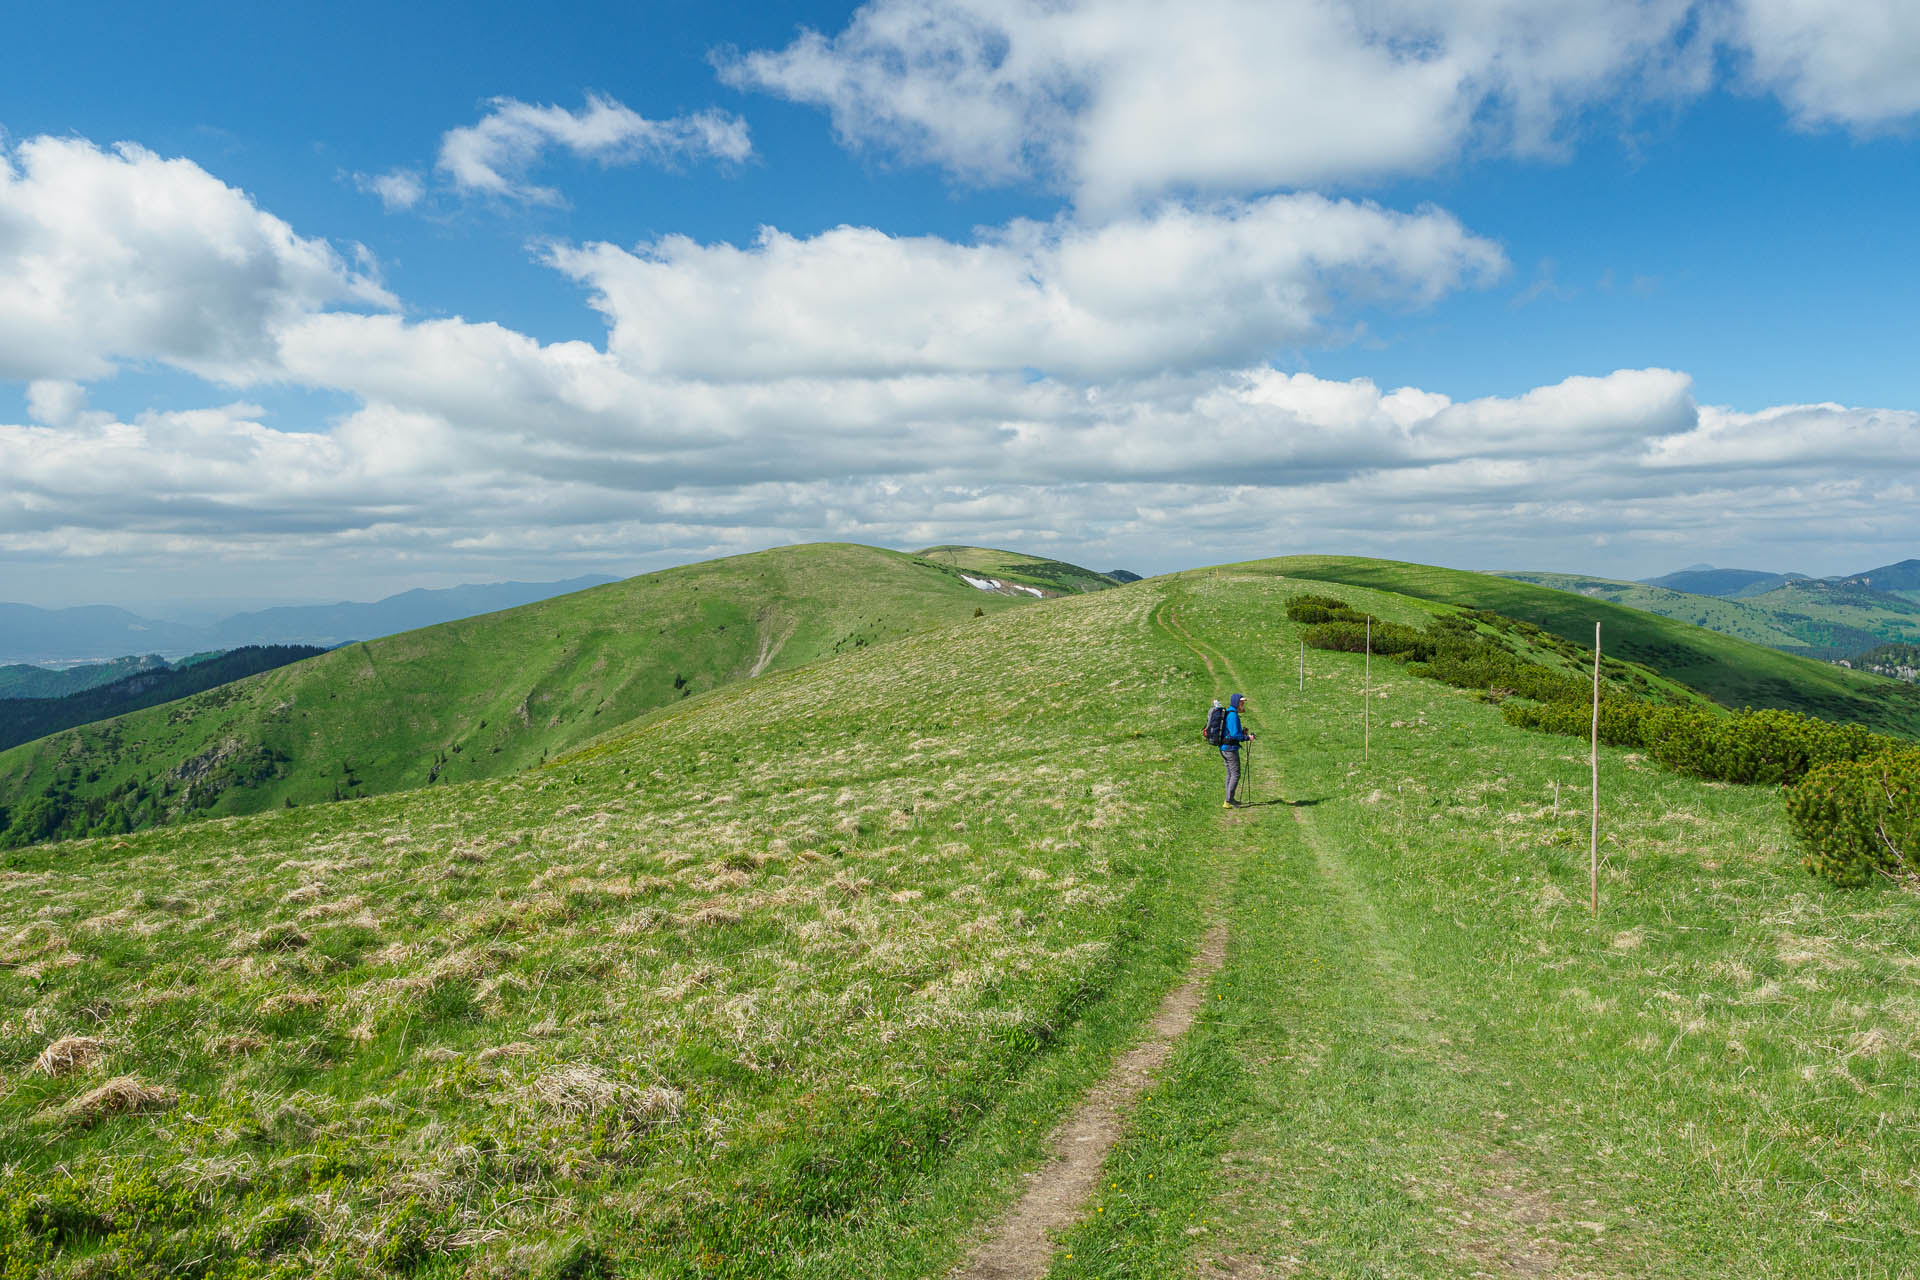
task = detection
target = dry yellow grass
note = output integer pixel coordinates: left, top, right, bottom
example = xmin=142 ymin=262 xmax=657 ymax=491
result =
xmin=32 ymin=1034 xmax=107 ymax=1076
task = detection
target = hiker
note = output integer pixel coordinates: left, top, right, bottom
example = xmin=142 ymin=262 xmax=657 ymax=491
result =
xmin=1220 ymin=692 xmax=1253 ymax=807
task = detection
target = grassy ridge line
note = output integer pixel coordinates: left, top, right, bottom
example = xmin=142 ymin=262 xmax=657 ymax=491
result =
xmin=1051 ymin=570 xmax=1920 ymax=1276
xmin=1262 ymin=555 xmax=1920 ymax=737
xmin=0 ymin=579 xmax=1236 ymax=1278
xmin=0 ymin=544 xmax=1032 ymax=843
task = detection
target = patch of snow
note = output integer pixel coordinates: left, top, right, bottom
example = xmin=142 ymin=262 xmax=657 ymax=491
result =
xmin=960 ymin=574 xmax=1002 ymax=592
xmin=1014 ymin=584 xmax=1044 ymax=597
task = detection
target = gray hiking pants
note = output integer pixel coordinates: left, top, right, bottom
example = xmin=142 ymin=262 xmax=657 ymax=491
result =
xmin=1222 ymin=746 xmax=1240 ymax=803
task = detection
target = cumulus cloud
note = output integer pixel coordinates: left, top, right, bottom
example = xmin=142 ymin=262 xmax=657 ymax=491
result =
xmin=436 ymin=93 xmax=752 ymax=203
xmin=0 ymin=136 xmax=394 ymax=382
xmin=722 ymin=0 xmax=1710 ymax=207
xmin=725 ymin=0 xmax=1919 ymax=207
xmin=3 ymin=126 xmax=1914 ymax=594
xmin=545 ymin=195 xmax=1504 ymax=380
xmin=1733 ymin=0 xmax=1920 ymax=129
xmin=9 ymin=340 xmax=1916 ymax=584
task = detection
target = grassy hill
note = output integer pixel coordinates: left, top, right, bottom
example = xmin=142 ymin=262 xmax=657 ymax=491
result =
xmin=1270 ymin=556 xmax=1920 ymax=737
xmin=0 ymin=545 xmax=1032 ymax=846
xmin=5 ymin=561 xmax=1917 ymax=1276
xmin=912 ymin=546 xmax=1121 ymax=594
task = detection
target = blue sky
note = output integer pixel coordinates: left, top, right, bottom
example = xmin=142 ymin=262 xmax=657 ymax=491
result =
xmin=3 ymin=1 xmax=1917 ymax=608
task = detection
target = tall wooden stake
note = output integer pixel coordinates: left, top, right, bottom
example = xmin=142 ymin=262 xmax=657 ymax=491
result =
xmin=1364 ymin=616 xmax=1372 ymax=764
xmin=1590 ymin=620 xmax=1601 ymax=914
xmin=1299 ymin=637 xmax=1305 ymax=692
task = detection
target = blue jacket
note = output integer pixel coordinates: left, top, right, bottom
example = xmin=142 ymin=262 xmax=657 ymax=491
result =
xmin=1221 ymin=708 xmax=1250 ymax=750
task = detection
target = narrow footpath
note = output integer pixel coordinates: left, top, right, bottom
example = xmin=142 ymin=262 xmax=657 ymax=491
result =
xmin=954 ymin=582 xmax=1653 ymax=1278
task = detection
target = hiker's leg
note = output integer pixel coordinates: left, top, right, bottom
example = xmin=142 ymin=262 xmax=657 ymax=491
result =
xmin=1223 ymin=749 xmax=1240 ymax=803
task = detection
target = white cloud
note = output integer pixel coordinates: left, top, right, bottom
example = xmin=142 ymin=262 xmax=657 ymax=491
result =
xmin=546 ymin=194 xmax=1505 ymax=380
xmin=726 ymin=0 xmax=1919 ymax=208
xmin=436 ymin=93 xmax=752 ymax=203
xmin=723 ymin=0 xmax=1709 ymax=207
xmin=3 ymin=126 xmax=1914 ymax=597
xmin=353 ymin=168 xmax=426 ymax=211
xmin=0 ymin=136 xmax=394 ymax=382
xmin=1733 ymin=0 xmax=1920 ymax=129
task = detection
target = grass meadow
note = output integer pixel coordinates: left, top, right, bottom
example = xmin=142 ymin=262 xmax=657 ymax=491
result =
xmin=1049 ymin=572 xmax=1920 ymax=1278
xmin=5 ymin=563 xmax=1918 ymax=1277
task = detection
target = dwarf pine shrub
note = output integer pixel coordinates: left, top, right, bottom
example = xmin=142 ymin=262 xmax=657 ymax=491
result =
xmin=1299 ymin=620 xmax=1434 ymax=661
xmin=1502 ymin=699 xmax=1652 ymax=747
xmin=1284 ymin=593 xmax=1363 ymax=625
xmin=1786 ymin=749 xmax=1920 ymax=886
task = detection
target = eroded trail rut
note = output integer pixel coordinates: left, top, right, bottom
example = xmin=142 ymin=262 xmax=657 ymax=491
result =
xmin=953 ymin=921 xmax=1232 ymax=1280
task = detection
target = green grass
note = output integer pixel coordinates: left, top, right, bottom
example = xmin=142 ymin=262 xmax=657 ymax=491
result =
xmin=1042 ymin=570 xmax=1920 ymax=1278
xmin=0 ymin=578 xmax=1228 ymax=1278
xmin=1269 ymin=556 xmax=1920 ymax=737
xmin=912 ymin=546 xmax=1122 ymax=595
xmin=0 ymin=545 xmax=1036 ymax=845
xmin=7 ymin=559 xmax=1919 ymax=1278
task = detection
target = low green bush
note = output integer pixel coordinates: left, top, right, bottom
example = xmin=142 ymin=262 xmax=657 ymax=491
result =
xmin=1412 ymin=640 xmax=1589 ymax=705
xmin=1787 ymin=750 xmax=1920 ymax=886
xmin=1502 ymin=699 xmax=1651 ymax=747
xmin=1643 ymin=707 xmax=1887 ymax=786
xmin=1284 ymin=593 xmax=1361 ymax=625
xmin=1300 ymin=620 xmax=1433 ymax=661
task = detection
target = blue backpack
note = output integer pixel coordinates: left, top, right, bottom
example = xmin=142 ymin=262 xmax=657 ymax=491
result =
xmin=1202 ymin=702 xmax=1227 ymax=746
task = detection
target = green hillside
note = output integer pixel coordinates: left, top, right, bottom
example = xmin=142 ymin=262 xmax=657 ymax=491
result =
xmin=913 ymin=545 xmax=1120 ymax=594
xmin=5 ymin=563 xmax=1917 ymax=1277
xmin=0 ymin=544 xmax=1030 ymax=846
xmin=1274 ymin=556 xmax=1920 ymax=737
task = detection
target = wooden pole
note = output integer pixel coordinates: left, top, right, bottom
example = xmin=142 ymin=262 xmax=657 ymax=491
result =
xmin=1364 ymin=616 xmax=1372 ymax=764
xmin=1591 ymin=621 xmax=1601 ymax=914
xmin=1299 ymin=637 xmax=1305 ymax=692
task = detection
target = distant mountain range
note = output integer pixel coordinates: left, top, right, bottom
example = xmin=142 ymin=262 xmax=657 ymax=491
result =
xmin=0 ymin=646 xmax=325 ymax=753
xmin=0 ymin=575 xmax=617 ymax=665
xmin=1642 ymin=559 xmax=1920 ymax=602
xmin=1496 ymin=557 xmax=1920 ymax=666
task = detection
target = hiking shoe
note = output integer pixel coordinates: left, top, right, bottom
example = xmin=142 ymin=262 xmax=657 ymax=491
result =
xmin=1222 ymin=801 xmax=1235 ymax=809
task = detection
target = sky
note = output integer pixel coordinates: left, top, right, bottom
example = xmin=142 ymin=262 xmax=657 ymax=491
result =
xmin=2 ymin=0 xmax=1917 ymax=610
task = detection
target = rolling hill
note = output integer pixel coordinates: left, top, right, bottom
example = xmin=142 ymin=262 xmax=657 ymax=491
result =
xmin=0 ymin=544 xmax=1037 ymax=846
xmin=4 ymin=558 xmax=1914 ymax=1277
xmin=1269 ymin=556 xmax=1920 ymax=737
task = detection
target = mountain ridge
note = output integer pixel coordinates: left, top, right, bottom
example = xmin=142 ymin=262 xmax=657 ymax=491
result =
xmin=0 ymin=575 xmax=618 ymax=664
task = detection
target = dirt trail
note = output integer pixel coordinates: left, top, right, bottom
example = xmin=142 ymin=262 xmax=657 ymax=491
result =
xmin=953 ymin=921 xmax=1232 ymax=1280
